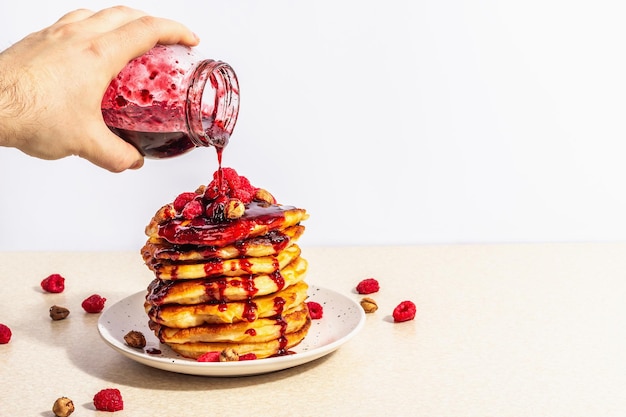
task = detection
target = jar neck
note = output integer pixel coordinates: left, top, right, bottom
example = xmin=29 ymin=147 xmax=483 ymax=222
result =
xmin=186 ymin=60 xmax=240 ymax=149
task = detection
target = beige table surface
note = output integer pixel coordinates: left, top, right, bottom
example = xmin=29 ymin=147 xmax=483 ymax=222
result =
xmin=1 ymin=243 xmax=625 ymax=417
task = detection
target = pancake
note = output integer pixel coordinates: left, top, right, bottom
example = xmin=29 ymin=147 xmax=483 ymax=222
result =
xmin=142 ymin=225 xmax=305 ymax=262
xmin=145 ymin=244 xmax=302 ymax=280
xmin=146 ymin=201 xmax=309 ymax=247
xmin=149 ymin=303 xmax=309 ymax=344
xmin=146 ymin=256 xmax=308 ymax=305
xmin=165 ymin=317 xmax=311 ymax=360
xmin=145 ymin=281 xmax=309 ymax=328
xmin=140 ymin=168 xmax=312 ymax=361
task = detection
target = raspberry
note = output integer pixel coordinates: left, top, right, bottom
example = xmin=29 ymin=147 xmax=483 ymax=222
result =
xmin=392 ymin=300 xmax=416 ymax=322
xmin=181 ymin=199 xmax=203 ymax=219
xmin=41 ymin=273 xmax=65 ymax=293
xmin=197 ymin=351 xmax=220 ymax=362
xmin=356 ymin=278 xmax=379 ymax=294
xmin=0 ymin=323 xmax=12 ymax=344
xmin=306 ymin=301 xmax=323 ymax=319
xmin=208 ymin=167 xmax=258 ymax=204
xmin=238 ymin=353 xmax=257 ymax=361
xmin=231 ymin=187 xmax=254 ymax=203
xmin=221 ymin=167 xmax=242 ymax=188
xmin=93 ymin=388 xmax=123 ymax=412
xmin=173 ymin=192 xmax=197 ymax=212
xmin=203 ymin=183 xmax=221 ymax=201
xmin=81 ymin=294 xmax=106 ymax=313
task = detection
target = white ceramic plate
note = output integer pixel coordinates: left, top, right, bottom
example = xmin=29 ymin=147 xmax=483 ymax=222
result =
xmin=98 ymin=285 xmax=365 ymax=377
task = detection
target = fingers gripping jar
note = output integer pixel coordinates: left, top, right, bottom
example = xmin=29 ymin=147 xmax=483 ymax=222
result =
xmin=101 ymin=44 xmax=240 ymax=158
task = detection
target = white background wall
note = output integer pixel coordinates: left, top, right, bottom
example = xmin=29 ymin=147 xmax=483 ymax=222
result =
xmin=1 ymin=0 xmax=626 ymax=251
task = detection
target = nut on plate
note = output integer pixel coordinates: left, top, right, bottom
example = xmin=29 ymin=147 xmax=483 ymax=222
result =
xmin=52 ymin=396 xmax=75 ymax=417
xmin=49 ymin=305 xmax=70 ymax=321
xmin=124 ymin=330 xmax=146 ymax=349
xmin=219 ymin=348 xmax=239 ymax=362
xmin=360 ymin=297 xmax=378 ymax=313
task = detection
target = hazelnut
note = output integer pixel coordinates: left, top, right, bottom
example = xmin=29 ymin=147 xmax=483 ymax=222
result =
xmin=160 ymin=204 xmax=177 ymax=220
xmin=49 ymin=305 xmax=70 ymax=321
xmin=225 ymin=198 xmax=245 ymax=219
xmin=52 ymin=396 xmax=75 ymax=417
xmin=254 ymin=188 xmax=276 ymax=204
xmin=124 ymin=330 xmax=146 ymax=349
xmin=219 ymin=348 xmax=239 ymax=362
xmin=360 ymin=297 xmax=378 ymax=313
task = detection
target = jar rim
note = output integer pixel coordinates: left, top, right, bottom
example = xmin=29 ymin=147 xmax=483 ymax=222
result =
xmin=186 ymin=60 xmax=240 ymax=149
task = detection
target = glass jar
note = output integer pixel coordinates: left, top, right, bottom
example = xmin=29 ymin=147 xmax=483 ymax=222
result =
xmin=101 ymin=44 xmax=240 ymax=159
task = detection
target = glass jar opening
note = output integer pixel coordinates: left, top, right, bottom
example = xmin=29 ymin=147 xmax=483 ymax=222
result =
xmin=187 ymin=60 xmax=240 ymax=149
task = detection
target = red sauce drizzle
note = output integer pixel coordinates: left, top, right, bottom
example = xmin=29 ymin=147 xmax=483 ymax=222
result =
xmin=242 ymin=299 xmax=257 ymax=322
xmin=146 ymin=278 xmax=175 ymax=304
xmin=271 ymin=297 xmax=289 ymax=356
xmin=269 ymin=271 xmax=285 ymax=291
xmin=158 ymin=202 xmax=295 ymax=246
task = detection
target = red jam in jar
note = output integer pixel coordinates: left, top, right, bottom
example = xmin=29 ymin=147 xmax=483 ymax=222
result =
xmin=101 ymin=45 xmax=240 ymax=158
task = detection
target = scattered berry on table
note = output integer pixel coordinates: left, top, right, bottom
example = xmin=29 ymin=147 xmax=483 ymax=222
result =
xmin=356 ymin=278 xmax=380 ymax=294
xmin=392 ymin=300 xmax=416 ymax=322
xmin=93 ymin=388 xmax=123 ymax=412
xmin=0 ymin=323 xmax=12 ymax=344
xmin=41 ymin=274 xmax=65 ymax=293
xmin=81 ymin=294 xmax=107 ymax=313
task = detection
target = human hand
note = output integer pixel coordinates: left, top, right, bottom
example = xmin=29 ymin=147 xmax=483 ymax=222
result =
xmin=0 ymin=6 xmax=199 ymax=172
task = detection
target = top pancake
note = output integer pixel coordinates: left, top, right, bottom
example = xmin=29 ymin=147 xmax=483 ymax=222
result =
xmin=146 ymin=201 xmax=308 ymax=247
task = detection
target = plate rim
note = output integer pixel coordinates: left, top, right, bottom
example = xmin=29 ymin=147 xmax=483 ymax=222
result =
xmin=97 ymin=284 xmax=366 ymax=376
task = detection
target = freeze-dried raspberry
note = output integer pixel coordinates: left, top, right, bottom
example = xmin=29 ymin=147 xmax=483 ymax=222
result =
xmin=203 ymin=183 xmax=221 ymax=201
xmin=207 ymin=167 xmax=258 ymax=204
xmin=173 ymin=192 xmax=197 ymax=212
xmin=238 ymin=353 xmax=257 ymax=361
xmin=181 ymin=199 xmax=203 ymax=219
xmin=197 ymin=351 xmax=220 ymax=362
xmin=356 ymin=278 xmax=379 ymax=294
xmin=392 ymin=300 xmax=416 ymax=322
xmin=307 ymin=301 xmax=323 ymax=319
xmin=41 ymin=273 xmax=65 ymax=293
xmin=93 ymin=388 xmax=123 ymax=412
xmin=231 ymin=187 xmax=254 ymax=203
xmin=0 ymin=323 xmax=11 ymax=344
xmin=81 ymin=294 xmax=106 ymax=313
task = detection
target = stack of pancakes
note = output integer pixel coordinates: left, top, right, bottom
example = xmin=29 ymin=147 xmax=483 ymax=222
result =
xmin=141 ymin=168 xmax=310 ymax=360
